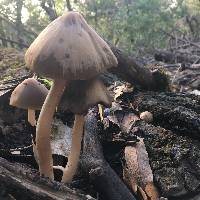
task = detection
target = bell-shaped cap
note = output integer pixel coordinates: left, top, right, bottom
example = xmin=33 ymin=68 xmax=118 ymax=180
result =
xmin=10 ymin=78 xmax=48 ymax=110
xmin=25 ymin=11 xmax=118 ymax=80
xmin=58 ymin=78 xmax=112 ymax=114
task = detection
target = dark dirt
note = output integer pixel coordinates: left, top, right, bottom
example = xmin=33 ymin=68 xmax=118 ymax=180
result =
xmin=0 ymin=92 xmax=32 ymax=150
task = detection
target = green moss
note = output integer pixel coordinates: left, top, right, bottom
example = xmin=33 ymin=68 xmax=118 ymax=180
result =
xmin=38 ymin=78 xmax=52 ymax=89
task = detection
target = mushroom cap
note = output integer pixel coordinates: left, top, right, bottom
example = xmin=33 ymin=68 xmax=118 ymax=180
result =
xmin=140 ymin=111 xmax=153 ymax=123
xmin=58 ymin=78 xmax=112 ymax=114
xmin=25 ymin=11 xmax=118 ymax=80
xmin=10 ymin=78 xmax=48 ymax=110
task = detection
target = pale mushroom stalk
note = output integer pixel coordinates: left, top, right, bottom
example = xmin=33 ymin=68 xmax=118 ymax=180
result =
xmin=28 ymin=109 xmax=36 ymax=126
xmin=36 ymin=79 xmax=66 ymax=180
xmin=59 ymin=78 xmax=112 ymax=183
xmin=62 ymin=114 xmax=84 ymax=183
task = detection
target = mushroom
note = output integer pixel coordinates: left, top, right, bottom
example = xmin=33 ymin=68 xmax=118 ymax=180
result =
xmin=25 ymin=11 xmax=117 ymax=180
xmin=9 ymin=78 xmax=48 ymax=126
xmin=140 ymin=111 xmax=153 ymax=123
xmin=58 ymin=77 xmax=112 ymax=183
xmin=10 ymin=78 xmax=48 ymax=164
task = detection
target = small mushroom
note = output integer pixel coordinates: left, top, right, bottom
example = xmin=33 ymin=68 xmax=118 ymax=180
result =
xmin=59 ymin=77 xmax=112 ymax=183
xmin=10 ymin=78 xmax=48 ymax=165
xmin=9 ymin=78 xmax=48 ymax=126
xmin=140 ymin=111 xmax=153 ymax=123
xmin=25 ymin=11 xmax=117 ymax=180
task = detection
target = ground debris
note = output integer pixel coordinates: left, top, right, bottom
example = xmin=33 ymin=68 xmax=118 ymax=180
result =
xmin=101 ymin=87 xmax=200 ymax=199
xmin=124 ymin=138 xmax=160 ymax=200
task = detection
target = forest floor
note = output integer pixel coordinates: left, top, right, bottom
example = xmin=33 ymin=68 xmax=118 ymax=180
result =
xmin=0 ymin=47 xmax=200 ymax=200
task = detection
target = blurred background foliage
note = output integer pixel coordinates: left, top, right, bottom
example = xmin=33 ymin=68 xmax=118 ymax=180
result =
xmin=0 ymin=0 xmax=199 ymax=54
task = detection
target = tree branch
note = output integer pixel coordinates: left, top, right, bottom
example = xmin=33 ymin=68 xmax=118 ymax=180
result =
xmin=66 ymin=0 xmax=73 ymax=11
xmin=0 ymin=157 xmax=95 ymax=200
xmin=81 ymin=109 xmax=137 ymax=200
xmin=40 ymin=0 xmax=57 ymax=21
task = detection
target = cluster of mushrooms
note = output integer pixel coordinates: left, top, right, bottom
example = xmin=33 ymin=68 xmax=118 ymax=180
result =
xmin=10 ymin=11 xmax=118 ymax=183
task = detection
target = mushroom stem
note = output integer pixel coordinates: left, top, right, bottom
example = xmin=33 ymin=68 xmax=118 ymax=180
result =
xmin=62 ymin=114 xmax=85 ymax=183
xmin=28 ymin=109 xmax=36 ymax=126
xmin=36 ymin=79 xmax=66 ymax=180
xmin=98 ymin=104 xmax=104 ymax=121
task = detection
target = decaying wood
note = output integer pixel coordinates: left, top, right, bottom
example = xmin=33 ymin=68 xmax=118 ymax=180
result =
xmin=109 ymin=46 xmax=168 ymax=91
xmin=132 ymin=91 xmax=200 ymax=140
xmin=81 ymin=109 xmax=137 ymax=200
xmin=0 ymin=157 xmax=95 ymax=200
xmin=154 ymin=49 xmax=200 ymax=65
xmin=103 ymin=90 xmax=200 ymax=199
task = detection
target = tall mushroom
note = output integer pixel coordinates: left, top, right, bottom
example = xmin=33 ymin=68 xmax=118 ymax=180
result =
xmin=25 ymin=11 xmax=117 ymax=180
xmin=59 ymin=77 xmax=112 ymax=183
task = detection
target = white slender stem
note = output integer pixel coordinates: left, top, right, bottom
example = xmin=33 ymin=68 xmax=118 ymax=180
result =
xmin=98 ymin=104 xmax=104 ymax=121
xmin=28 ymin=109 xmax=36 ymax=126
xmin=62 ymin=114 xmax=85 ymax=183
xmin=36 ymin=79 xmax=66 ymax=180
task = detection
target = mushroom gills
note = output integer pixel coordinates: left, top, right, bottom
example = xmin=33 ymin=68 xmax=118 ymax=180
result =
xmin=59 ymin=78 xmax=112 ymax=114
xmin=60 ymin=78 xmax=112 ymax=183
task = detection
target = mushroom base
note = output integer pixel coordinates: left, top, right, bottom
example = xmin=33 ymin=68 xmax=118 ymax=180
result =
xmin=62 ymin=114 xmax=85 ymax=183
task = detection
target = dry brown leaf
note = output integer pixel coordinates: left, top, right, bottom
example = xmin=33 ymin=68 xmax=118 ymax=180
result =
xmin=145 ymin=182 xmax=159 ymax=200
xmin=124 ymin=138 xmax=159 ymax=200
xmin=121 ymin=113 xmax=139 ymax=133
xmin=138 ymin=186 xmax=148 ymax=200
xmin=114 ymin=83 xmax=134 ymax=100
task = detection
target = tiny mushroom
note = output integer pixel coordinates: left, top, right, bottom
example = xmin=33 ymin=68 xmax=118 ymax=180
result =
xmin=9 ymin=78 xmax=48 ymax=126
xmin=140 ymin=111 xmax=153 ymax=123
xmin=25 ymin=11 xmax=118 ymax=180
xmin=59 ymin=78 xmax=112 ymax=182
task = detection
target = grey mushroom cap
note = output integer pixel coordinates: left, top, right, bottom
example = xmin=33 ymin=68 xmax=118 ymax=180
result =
xmin=58 ymin=78 xmax=112 ymax=114
xmin=10 ymin=78 xmax=48 ymax=110
xmin=25 ymin=11 xmax=118 ymax=80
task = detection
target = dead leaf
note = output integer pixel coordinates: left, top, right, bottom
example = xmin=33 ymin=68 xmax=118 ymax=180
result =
xmin=124 ymin=138 xmax=159 ymax=200
xmin=121 ymin=113 xmax=139 ymax=133
xmin=114 ymin=83 xmax=134 ymax=100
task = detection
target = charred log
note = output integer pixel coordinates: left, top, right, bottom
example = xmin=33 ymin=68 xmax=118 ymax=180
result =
xmin=103 ymin=90 xmax=200 ymax=199
xmin=81 ymin=109 xmax=137 ymax=200
xmin=154 ymin=49 xmax=200 ymax=65
xmin=0 ymin=157 xmax=95 ymax=200
xmin=110 ymin=46 xmax=168 ymax=91
xmin=131 ymin=91 xmax=200 ymax=139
